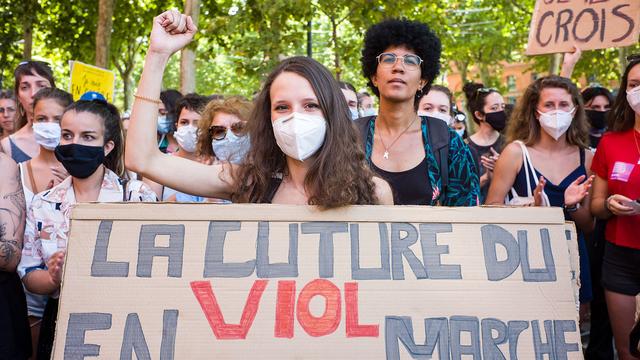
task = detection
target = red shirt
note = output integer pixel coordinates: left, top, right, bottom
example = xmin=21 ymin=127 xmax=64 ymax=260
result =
xmin=591 ymin=129 xmax=640 ymax=249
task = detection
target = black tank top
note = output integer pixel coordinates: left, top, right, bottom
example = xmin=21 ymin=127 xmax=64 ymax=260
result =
xmin=371 ymin=157 xmax=432 ymax=205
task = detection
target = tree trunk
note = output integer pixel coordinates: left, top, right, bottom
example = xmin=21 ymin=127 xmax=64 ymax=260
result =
xmin=21 ymin=0 xmax=37 ymax=60
xmin=180 ymin=0 xmax=200 ymax=94
xmin=330 ymin=15 xmax=340 ymax=81
xmin=307 ymin=20 xmax=313 ymax=58
xmin=95 ymin=0 xmax=115 ymax=68
xmin=22 ymin=24 xmax=32 ymax=61
xmin=122 ymin=69 xmax=131 ymax=110
xmin=619 ymin=47 xmax=630 ymax=76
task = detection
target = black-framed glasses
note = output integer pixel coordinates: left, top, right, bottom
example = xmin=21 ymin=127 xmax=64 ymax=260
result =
xmin=0 ymin=106 xmax=16 ymax=115
xmin=376 ymin=53 xmax=423 ymax=70
xmin=208 ymin=121 xmax=247 ymax=140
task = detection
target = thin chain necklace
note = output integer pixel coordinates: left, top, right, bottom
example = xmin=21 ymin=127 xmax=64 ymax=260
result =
xmin=377 ymin=115 xmax=418 ymax=159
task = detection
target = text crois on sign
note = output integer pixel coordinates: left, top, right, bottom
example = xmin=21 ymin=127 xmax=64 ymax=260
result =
xmin=54 ymin=204 xmax=582 ymax=359
xmin=527 ymin=0 xmax=640 ymax=55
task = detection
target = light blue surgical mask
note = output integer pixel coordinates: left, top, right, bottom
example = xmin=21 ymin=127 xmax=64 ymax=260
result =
xmin=362 ymin=107 xmax=377 ymax=117
xmin=349 ymin=108 xmax=359 ymax=121
xmin=157 ymin=115 xmax=173 ymax=134
xmin=455 ymin=128 xmax=465 ymax=137
xmin=212 ymin=131 xmax=251 ymax=164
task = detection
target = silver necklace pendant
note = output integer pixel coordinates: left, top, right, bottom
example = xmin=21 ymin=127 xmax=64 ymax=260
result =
xmin=383 ymin=151 xmax=389 ymax=159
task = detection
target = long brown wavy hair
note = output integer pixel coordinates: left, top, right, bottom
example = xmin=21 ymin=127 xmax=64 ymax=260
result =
xmin=506 ymin=75 xmax=588 ymax=148
xmin=231 ymin=56 xmax=380 ymax=207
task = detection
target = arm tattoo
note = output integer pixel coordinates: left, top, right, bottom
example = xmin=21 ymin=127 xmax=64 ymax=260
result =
xmin=0 ymin=163 xmax=26 ymax=271
xmin=0 ymin=223 xmax=18 ymax=268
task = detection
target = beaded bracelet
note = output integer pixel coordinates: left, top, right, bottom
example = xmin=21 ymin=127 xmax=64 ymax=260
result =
xmin=133 ymin=93 xmax=161 ymax=105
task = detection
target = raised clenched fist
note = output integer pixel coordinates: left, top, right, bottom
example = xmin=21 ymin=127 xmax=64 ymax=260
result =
xmin=148 ymin=10 xmax=197 ymax=57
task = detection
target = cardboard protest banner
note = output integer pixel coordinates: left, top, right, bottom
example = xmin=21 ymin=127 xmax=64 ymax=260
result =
xmin=69 ymin=61 xmax=115 ymax=102
xmin=53 ymin=204 xmax=583 ymax=359
xmin=526 ymin=0 xmax=640 ymax=55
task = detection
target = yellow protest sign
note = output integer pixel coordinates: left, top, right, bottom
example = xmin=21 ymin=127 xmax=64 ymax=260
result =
xmin=69 ymin=61 xmax=115 ymax=102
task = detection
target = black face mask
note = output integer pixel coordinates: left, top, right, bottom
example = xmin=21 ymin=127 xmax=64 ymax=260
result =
xmin=54 ymin=144 xmax=105 ymax=179
xmin=484 ymin=110 xmax=507 ymax=131
xmin=585 ymin=110 xmax=608 ymax=130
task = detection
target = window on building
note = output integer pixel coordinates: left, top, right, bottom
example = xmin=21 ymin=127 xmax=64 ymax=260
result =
xmin=507 ymin=75 xmax=516 ymax=92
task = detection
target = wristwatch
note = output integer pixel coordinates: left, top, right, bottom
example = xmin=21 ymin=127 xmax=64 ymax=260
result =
xmin=564 ymin=203 xmax=580 ymax=213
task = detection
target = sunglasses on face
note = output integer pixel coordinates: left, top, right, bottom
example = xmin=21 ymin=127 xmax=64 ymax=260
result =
xmin=376 ymin=53 xmax=423 ymax=70
xmin=208 ymin=121 xmax=247 ymax=140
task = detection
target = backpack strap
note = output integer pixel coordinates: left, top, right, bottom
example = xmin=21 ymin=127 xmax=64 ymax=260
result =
xmin=354 ymin=116 xmax=376 ymax=147
xmin=424 ymin=116 xmax=450 ymax=191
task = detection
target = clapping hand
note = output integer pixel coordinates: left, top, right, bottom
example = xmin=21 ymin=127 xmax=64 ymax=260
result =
xmin=533 ymin=176 xmax=547 ymax=207
xmin=564 ymin=174 xmax=594 ymax=207
xmin=480 ymin=147 xmax=500 ymax=173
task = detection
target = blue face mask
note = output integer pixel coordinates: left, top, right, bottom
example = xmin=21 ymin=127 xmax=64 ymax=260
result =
xmin=157 ymin=115 xmax=173 ymax=134
xmin=350 ymin=108 xmax=359 ymax=121
xmin=212 ymin=131 xmax=251 ymax=164
xmin=362 ymin=108 xmax=377 ymax=117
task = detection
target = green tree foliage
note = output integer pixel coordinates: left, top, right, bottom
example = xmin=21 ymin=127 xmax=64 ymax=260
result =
xmin=1 ymin=0 xmax=638 ymax=109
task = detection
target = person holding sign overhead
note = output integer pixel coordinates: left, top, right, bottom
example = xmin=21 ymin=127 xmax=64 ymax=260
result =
xmin=590 ymin=55 xmax=640 ymax=360
xmin=126 ymin=11 xmax=392 ymax=207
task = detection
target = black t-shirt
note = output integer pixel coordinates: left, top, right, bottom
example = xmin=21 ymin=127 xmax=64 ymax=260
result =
xmin=371 ymin=157 xmax=432 ymax=205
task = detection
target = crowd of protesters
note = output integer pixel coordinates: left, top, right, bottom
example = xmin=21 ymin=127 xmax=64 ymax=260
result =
xmin=0 ymin=9 xmax=639 ymax=359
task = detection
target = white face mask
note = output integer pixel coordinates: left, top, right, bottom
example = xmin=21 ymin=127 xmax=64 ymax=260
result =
xmin=626 ymin=86 xmax=640 ymax=114
xmin=33 ymin=122 xmax=61 ymax=150
xmin=212 ymin=131 xmax=251 ymax=164
xmin=537 ymin=108 xmax=574 ymax=141
xmin=272 ymin=112 xmax=327 ymax=161
xmin=455 ymin=128 xmax=465 ymax=137
xmin=175 ymin=124 xmax=198 ymax=153
xmin=418 ymin=111 xmax=452 ymax=126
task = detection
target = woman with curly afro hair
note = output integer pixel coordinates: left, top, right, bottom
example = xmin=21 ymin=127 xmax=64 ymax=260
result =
xmin=355 ymin=19 xmax=479 ymax=206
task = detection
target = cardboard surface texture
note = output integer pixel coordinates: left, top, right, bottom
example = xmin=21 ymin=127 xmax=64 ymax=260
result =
xmin=53 ymin=204 xmax=583 ymax=359
xmin=527 ymin=0 xmax=640 ymax=55
xmin=69 ymin=61 xmax=115 ymax=102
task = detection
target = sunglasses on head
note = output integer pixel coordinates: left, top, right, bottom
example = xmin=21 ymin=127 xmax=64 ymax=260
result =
xmin=208 ymin=121 xmax=247 ymax=140
xmin=626 ymin=54 xmax=640 ymax=63
xmin=476 ymin=87 xmax=498 ymax=94
xmin=18 ymin=60 xmax=52 ymax=69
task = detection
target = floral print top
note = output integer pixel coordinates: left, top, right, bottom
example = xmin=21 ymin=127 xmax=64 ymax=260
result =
xmin=17 ymin=168 xmax=157 ymax=280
